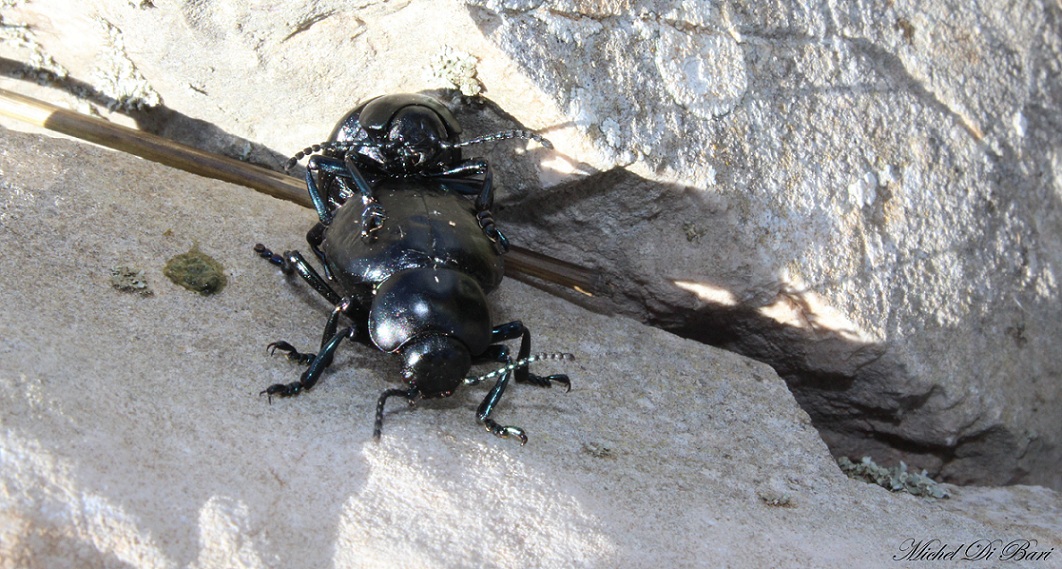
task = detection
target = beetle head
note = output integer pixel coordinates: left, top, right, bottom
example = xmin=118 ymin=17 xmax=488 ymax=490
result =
xmin=382 ymin=106 xmax=450 ymax=175
xmin=399 ymin=333 xmax=471 ymax=398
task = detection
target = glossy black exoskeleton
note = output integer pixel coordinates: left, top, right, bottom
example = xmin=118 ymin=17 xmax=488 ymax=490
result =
xmin=286 ymin=93 xmax=552 ymax=274
xmin=256 ymin=94 xmax=569 ymax=444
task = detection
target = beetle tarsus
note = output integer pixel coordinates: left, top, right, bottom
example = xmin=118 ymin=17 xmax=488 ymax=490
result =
xmin=267 ymin=341 xmax=315 ymax=365
xmin=476 ymin=211 xmax=510 ymax=254
xmin=360 ymin=201 xmax=387 ymax=240
xmin=474 ymin=357 xmax=528 ymax=444
xmin=519 ymin=373 xmax=571 ymax=392
xmin=254 ymin=243 xmax=294 ymax=274
xmin=253 ymin=245 xmax=342 ymax=305
xmin=259 ymin=325 xmax=355 ymax=404
xmin=260 ymin=382 xmax=302 ymax=403
xmin=482 ymin=419 xmax=527 ymax=445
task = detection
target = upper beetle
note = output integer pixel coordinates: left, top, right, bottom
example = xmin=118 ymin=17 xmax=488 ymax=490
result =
xmin=286 ymin=94 xmax=551 ymax=279
xmin=327 ymin=93 xmax=464 ymax=177
xmin=257 ymin=93 xmax=569 ymax=443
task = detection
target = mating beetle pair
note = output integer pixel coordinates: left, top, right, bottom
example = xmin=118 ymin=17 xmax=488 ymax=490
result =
xmin=256 ymin=93 xmax=571 ymax=443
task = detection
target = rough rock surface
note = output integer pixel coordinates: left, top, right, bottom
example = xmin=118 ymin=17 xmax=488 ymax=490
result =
xmin=462 ymin=0 xmax=1062 ymax=489
xmin=1 ymin=0 xmax=1060 ymax=489
xmin=2 ymin=125 xmax=1061 ymax=569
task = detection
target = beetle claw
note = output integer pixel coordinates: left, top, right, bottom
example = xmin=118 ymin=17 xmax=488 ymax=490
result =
xmin=554 ymin=375 xmax=573 ymax=393
xmin=483 ymin=419 xmax=527 ymax=445
xmin=267 ymin=341 xmax=315 ymax=365
xmin=360 ymin=202 xmax=387 ymax=240
xmin=260 ymin=382 xmax=302 ymax=403
xmin=520 ymin=373 xmax=571 ymax=392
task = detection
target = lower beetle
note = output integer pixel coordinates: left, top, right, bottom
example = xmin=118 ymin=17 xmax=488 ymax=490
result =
xmin=256 ymin=94 xmax=570 ymax=443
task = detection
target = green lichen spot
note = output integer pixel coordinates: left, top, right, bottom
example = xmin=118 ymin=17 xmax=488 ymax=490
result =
xmin=838 ymin=456 xmax=950 ymax=499
xmin=164 ymin=246 xmax=227 ymax=295
xmin=430 ymin=45 xmax=483 ymax=97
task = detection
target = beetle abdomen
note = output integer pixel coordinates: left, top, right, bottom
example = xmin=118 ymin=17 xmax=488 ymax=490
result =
xmin=323 ymin=180 xmax=504 ymax=294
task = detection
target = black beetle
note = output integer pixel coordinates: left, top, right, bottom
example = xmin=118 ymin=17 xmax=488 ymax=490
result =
xmin=256 ymin=93 xmax=570 ymax=444
xmin=286 ymin=93 xmax=552 ymax=273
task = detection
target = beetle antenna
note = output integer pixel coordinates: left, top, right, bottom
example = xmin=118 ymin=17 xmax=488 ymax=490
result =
xmin=284 ymin=141 xmax=359 ymax=170
xmin=374 ymin=386 xmax=418 ymax=441
xmin=464 ymin=352 xmax=574 ymax=386
xmin=444 ymin=130 xmax=554 ymax=151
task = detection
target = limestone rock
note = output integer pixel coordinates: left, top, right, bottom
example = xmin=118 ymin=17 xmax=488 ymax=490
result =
xmin=2 ymin=125 xmax=1060 ymax=569
xmin=463 ymin=0 xmax=1062 ymax=488
xmin=1 ymin=0 xmax=1059 ymax=490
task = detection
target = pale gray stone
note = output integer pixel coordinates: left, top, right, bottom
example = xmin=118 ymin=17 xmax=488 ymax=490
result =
xmin=0 ymin=0 xmax=1059 ymax=496
xmin=2 ymin=125 xmax=1060 ymax=569
xmin=463 ymin=0 xmax=1062 ymax=488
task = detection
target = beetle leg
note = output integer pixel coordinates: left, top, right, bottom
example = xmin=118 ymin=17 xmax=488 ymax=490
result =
xmin=448 ymin=162 xmax=510 ymax=253
xmin=489 ymin=321 xmax=571 ymax=391
xmin=430 ymin=161 xmax=510 ymax=251
xmin=263 ymin=293 xmax=355 ymax=371
xmin=340 ymin=154 xmax=387 ymax=241
xmin=433 ymin=158 xmax=488 ymax=181
xmin=336 ymin=153 xmax=375 ymax=201
xmin=317 ymin=297 xmax=362 ymax=361
xmin=464 ymin=344 xmax=511 ymax=387
xmin=476 ymin=210 xmax=510 ymax=254
xmin=471 ymin=165 xmax=511 ymax=253
xmin=306 ymin=153 xmax=385 ymax=240
xmin=473 ymin=162 xmax=493 ymax=212
xmin=468 ymin=335 xmax=569 ymax=445
xmin=304 ymin=155 xmax=345 ymax=225
xmin=260 ymin=325 xmax=355 ymax=402
xmin=254 ymin=244 xmax=341 ymax=304
xmin=284 ymin=250 xmax=342 ymax=306
xmin=476 ymin=369 xmax=527 ymax=445
xmin=305 ymin=223 xmax=334 ymax=281
xmin=373 ymin=387 xmax=419 ymax=440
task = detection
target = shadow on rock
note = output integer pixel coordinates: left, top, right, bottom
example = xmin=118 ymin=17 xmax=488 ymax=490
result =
xmin=496 ymin=165 xmax=1054 ymax=487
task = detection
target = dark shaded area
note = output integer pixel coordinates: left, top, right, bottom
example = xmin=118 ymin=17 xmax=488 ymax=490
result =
xmin=494 ymin=162 xmax=1057 ymax=489
xmin=462 ymin=1 xmax=1062 ymax=490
